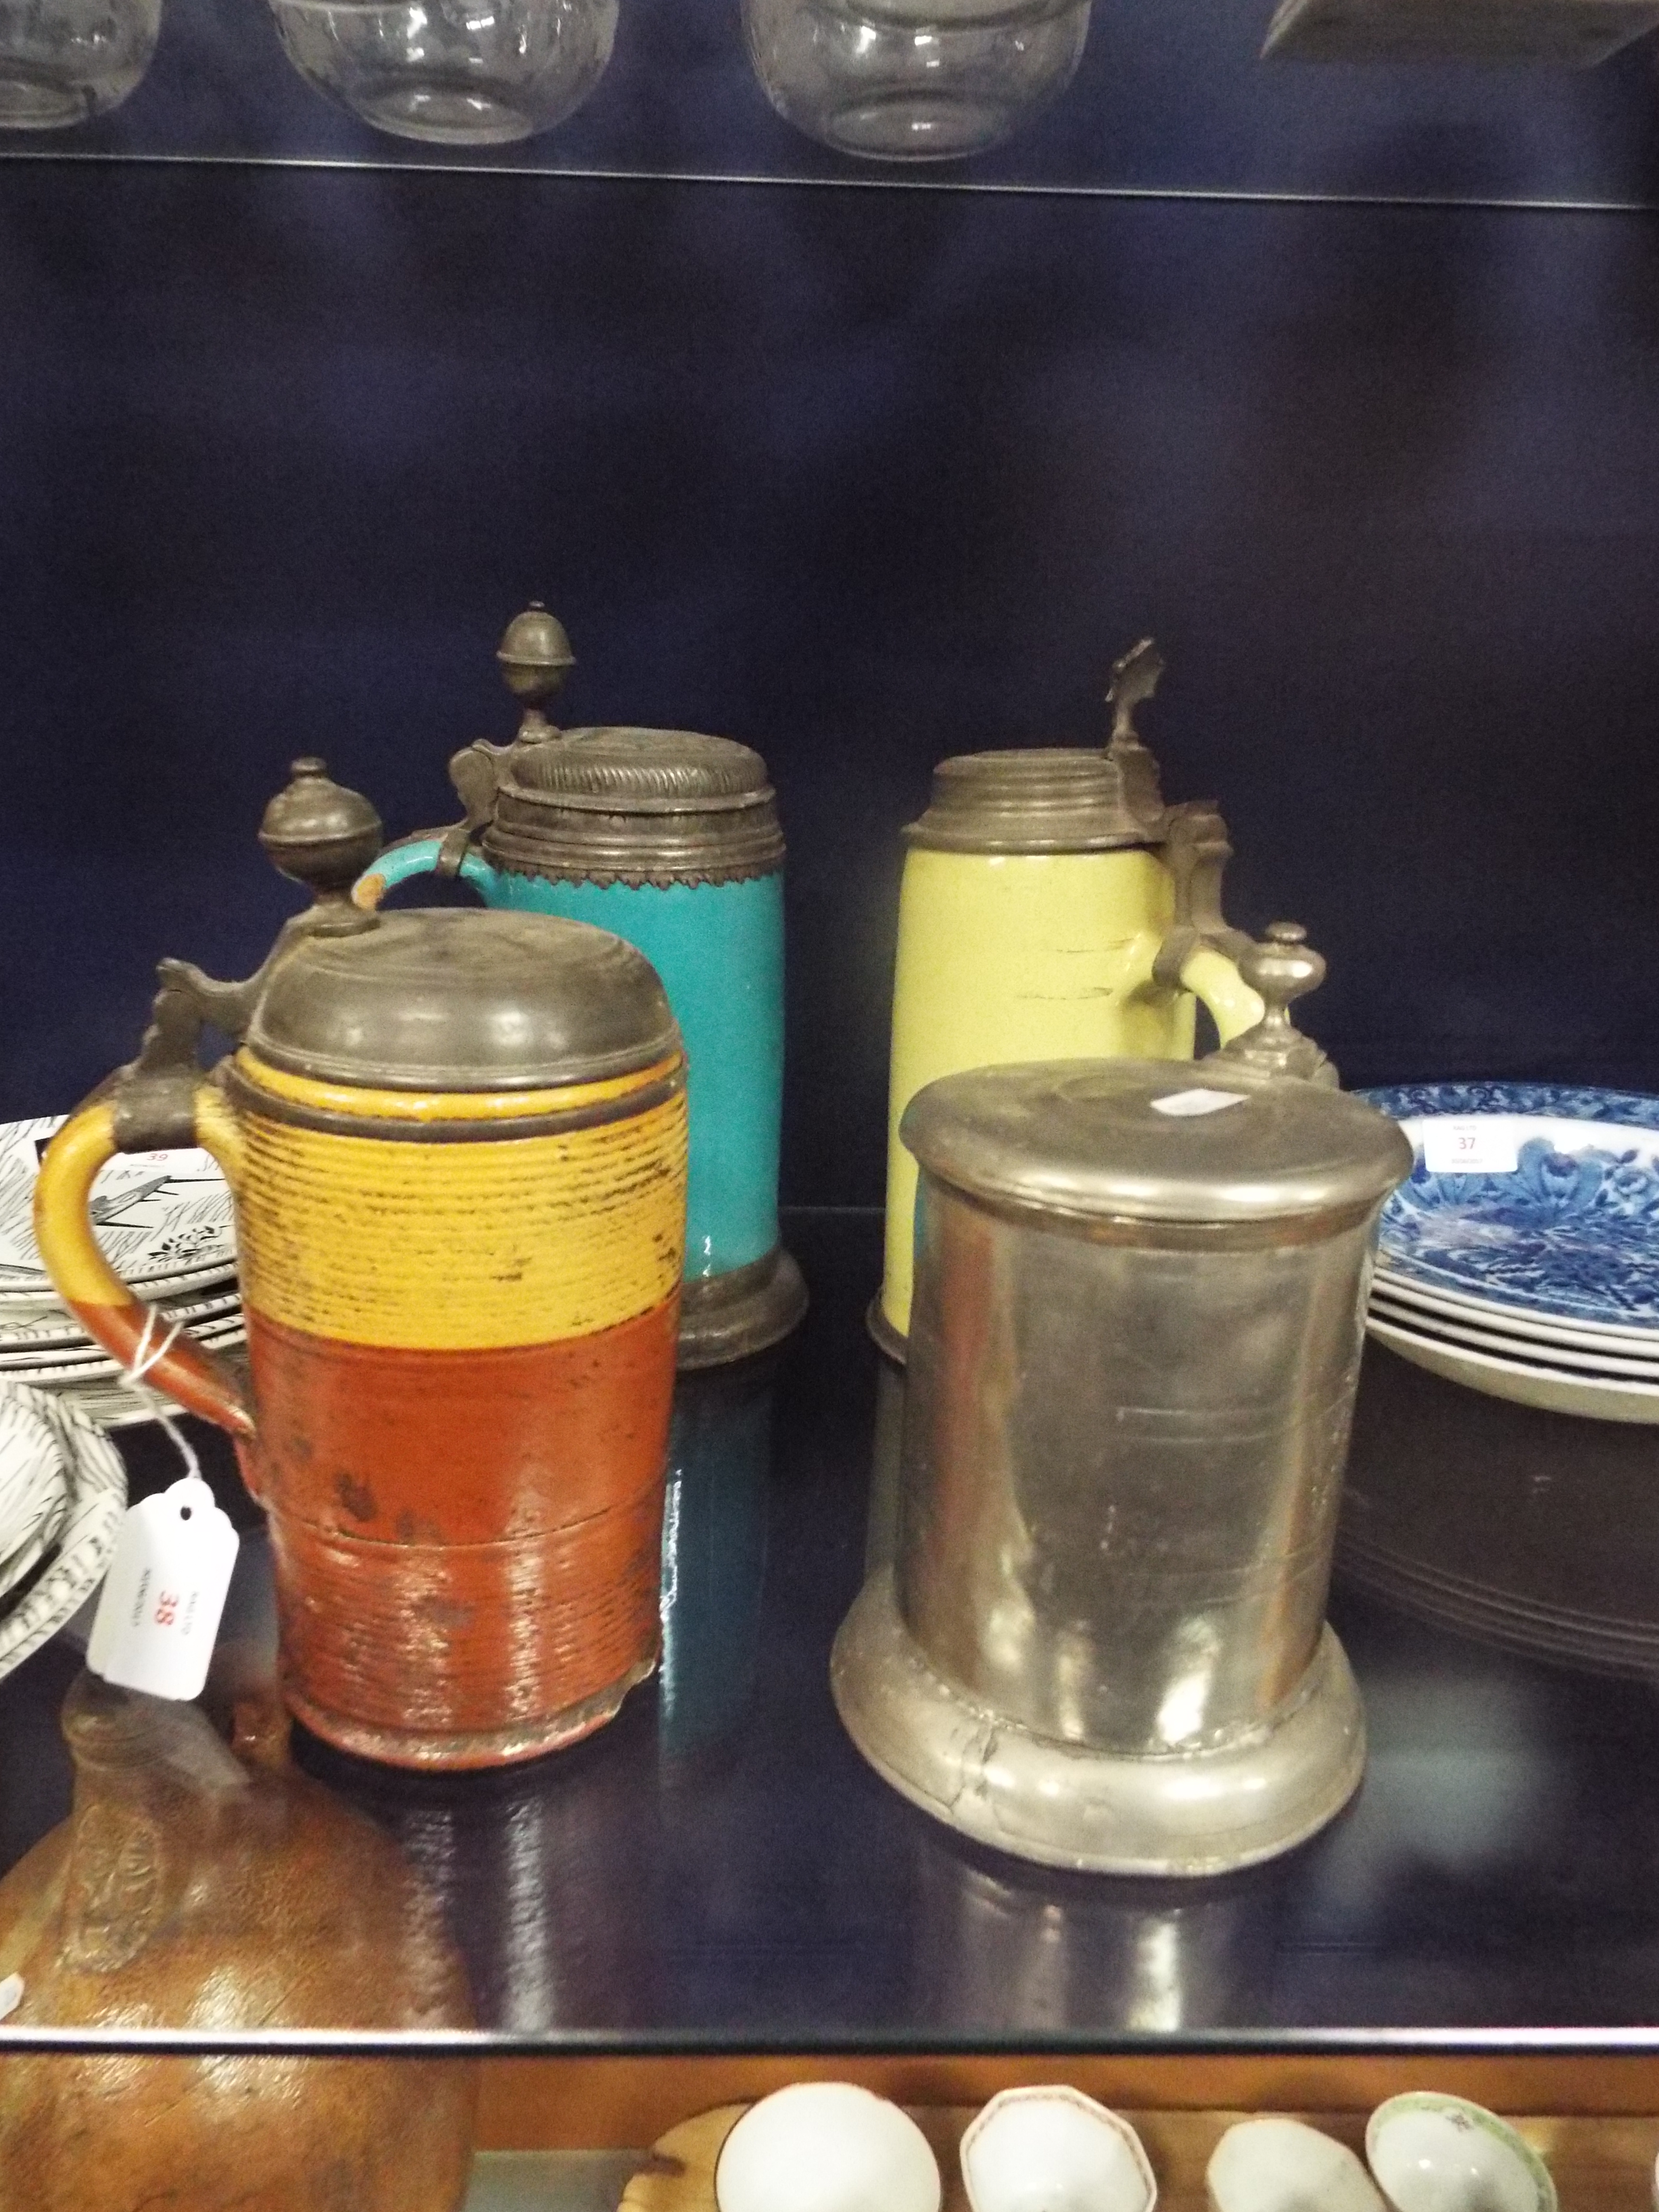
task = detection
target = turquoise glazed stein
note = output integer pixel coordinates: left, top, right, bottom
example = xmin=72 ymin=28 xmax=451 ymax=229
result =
xmin=356 ymin=606 xmax=805 ymax=1367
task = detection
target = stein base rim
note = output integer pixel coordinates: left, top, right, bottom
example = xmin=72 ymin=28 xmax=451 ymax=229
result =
xmin=831 ymin=1568 xmax=1365 ymax=1877
xmin=678 ymin=1246 xmax=808 ymax=1370
xmin=282 ymin=1646 xmax=659 ymax=1771
xmin=865 ymin=1290 xmax=908 ymax=1366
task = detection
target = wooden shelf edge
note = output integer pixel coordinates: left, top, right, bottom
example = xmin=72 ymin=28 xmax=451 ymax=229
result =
xmin=477 ymin=2052 xmax=1659 ymax=2150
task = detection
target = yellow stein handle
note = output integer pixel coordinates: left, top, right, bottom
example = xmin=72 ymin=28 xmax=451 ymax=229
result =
xmin=1147 ymin=801 xmax=1265 ymax=1044
xmin=34 ymin=1084 xmax=254 ymax=1440
xmin=1179 ymin=942 xmax=1264 ymax=1045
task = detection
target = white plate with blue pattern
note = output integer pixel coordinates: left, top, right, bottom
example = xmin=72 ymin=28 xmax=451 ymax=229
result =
xmin=1370 ymin=1268 xmax=1659 ymax=1356
xmin=1362 ymin=1082 xmax=1659 ymax=1335
xmin=1367 ymin=1309 xmax=1659 ymax=1424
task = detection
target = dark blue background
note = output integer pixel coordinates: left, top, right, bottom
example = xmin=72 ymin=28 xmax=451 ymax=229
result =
xmin=2 ymin=153 xmax=1659 ymax=1205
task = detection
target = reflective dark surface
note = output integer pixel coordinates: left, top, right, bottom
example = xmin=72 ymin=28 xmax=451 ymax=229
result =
xmin=5 ymin=1211 xmax=1659 ymax=2048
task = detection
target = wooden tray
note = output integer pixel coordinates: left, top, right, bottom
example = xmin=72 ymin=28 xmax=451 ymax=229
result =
xmin=621 ymin=2103 xmax=1659 ymax=2212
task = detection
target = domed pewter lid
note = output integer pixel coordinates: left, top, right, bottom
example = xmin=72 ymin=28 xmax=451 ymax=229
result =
xmin=904 ymin=1058 xmax=1410 ymax=1227
xmin=902 ymin=921 xmax=1411 ymax=1226
xmin=248 ymin=909 xmax=680 ymax=1092
xmin=904 ymin=636 xmax=1173 ymax=855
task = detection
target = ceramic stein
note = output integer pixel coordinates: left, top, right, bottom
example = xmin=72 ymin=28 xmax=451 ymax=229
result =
xmin=356 ymin=604 xmax=804 ymax=1370
xmin=876 ymin=638 xmax=1266 ymax=1356
xmin=837 ymin=925 xmax=1413 ymax=1875
xmin=0 ymin=1673 xmax=477 ymax=2212
xmin=35 ymin=759 xmax=688 ymax=1769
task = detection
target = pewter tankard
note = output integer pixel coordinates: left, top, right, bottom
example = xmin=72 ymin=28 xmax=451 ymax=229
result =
xmin=834 ymin=925 xmax=1412 ymax=1876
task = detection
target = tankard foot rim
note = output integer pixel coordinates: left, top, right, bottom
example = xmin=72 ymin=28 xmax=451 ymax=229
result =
xmin=864 ymin=1292 xmax=907 ymax=1367
xmin=678 ymin=1246 xmax=808 ymax=1370
xmin=830 ymin=1568 xmax=1365 ymax=1878
xmin=282 ymin=1643 xmax=661 ymax=1772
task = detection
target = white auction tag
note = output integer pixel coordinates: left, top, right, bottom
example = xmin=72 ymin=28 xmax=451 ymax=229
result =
xmin=1421 ymin=1120 xmax=1520 ymax=1176
xmin=1151 ymin=1088 xmax=1249 ymax=1119
xmin=85 ymin=1476 xmax=239 ymax=1702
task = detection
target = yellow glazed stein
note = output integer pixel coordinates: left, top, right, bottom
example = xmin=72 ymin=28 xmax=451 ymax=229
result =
xmin=876 ymin=641 xmax=1265 ymax=1356
xmin=34 ymin=761 xmax=688 ymax=1770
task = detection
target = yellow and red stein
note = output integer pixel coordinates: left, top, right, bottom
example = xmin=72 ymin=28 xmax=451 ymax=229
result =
xmin=34 ymin=760 xmax=688 ymax=1769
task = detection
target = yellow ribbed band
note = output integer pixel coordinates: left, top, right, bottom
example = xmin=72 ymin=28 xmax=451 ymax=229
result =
xmin=236 ymin=1048 xmax=681 ymax=1126
xmin=236 ymin=1090 xmax=687 ymax=1349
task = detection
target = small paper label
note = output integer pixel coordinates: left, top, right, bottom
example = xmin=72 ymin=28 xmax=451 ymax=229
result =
xmin=85 ymin=1476 xmax=239 ymax=1702
xmin=1151 ymin=1088 xmax=1249 ymax=1119
xmin=1421 ymin=1120 xmax=1520 ymax=1176
xmin=0 ymin=1976 xmax=23 ymax=2023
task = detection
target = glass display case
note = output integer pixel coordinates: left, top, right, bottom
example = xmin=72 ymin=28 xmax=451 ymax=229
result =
xmin=3 ymin=0 xmax=1659 ymax=2193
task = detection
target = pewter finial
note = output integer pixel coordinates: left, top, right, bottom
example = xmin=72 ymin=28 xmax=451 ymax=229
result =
xmin=496 ymin=601 xmax=574 ymax=744
xmin=258 ymin=757 xmax=384 ymax=917
xmin=1107 ymin=636 xmax=1165 ymax=750
xmin=1213 ymin=921 xmax=1339 ymax=1088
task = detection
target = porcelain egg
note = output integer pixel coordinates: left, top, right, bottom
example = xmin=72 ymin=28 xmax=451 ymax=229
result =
xmin=1207 ymin=2117 xmax=1385 ymax=2212
xmin=961 ymin=2087 xmax=1157 ymax=2212
xmin=1365 ymin=2095 xmax=1556 ymax=2212
xmin=714 ymin=2084 xmax=942 ymax=2212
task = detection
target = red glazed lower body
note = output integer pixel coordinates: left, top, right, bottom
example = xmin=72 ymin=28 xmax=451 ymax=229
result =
xmin=237 ymin=1300 xmax=679 ymax=1769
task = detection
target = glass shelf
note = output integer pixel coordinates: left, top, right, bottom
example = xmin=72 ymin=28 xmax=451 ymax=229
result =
xmin=7 ymin=1211 xmax=1659 ymax=2056
xmin=0 ymin=0 xmax=1657 ymax=208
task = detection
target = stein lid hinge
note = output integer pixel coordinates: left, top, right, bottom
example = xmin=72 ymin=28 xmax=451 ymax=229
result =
xmin=1152 ymin=799 xmax=1255 ymax=992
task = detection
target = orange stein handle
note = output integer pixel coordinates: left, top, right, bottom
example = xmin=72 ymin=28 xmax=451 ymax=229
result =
xmin=34 ymin=1084 xmax=254 ymax=1439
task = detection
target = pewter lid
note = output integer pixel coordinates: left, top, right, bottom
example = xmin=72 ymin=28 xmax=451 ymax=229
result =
xmin=507 ymin=725 xmax=774 ymax=815
xmin=903 ymin=637 xmax=1172 ymax=855
xmin=903 ymin=1058 xmax=1411 ymax=1226
xmin=906 ymin=747 xmax=1164 ymax=854
xmin=485 ymin=726 xmax=784 ymax=886
xmin=249 ymin=909 xmax=680 ymax=1092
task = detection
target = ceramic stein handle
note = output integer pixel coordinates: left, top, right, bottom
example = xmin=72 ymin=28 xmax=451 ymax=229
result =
xmin=1150 ymin=801 xmax=1265 ymax=1043
xmin=33 ymin=1079 xmax=253 ymax=1440
xmin=352 ymin=831 xmax=496 ymax=913
xmin=354 ymin=738 xmax=512 ymax=912
xmin=1178 ymin=942 xmax=1264 ymax=1045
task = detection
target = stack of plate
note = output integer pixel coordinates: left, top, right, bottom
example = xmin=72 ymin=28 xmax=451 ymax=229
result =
xmin=1359 ymin=1082 xmax=1659 ymax=1424
xmin=0 ymin=1380 xmax=125 ymax=1682
xmin=1338 ymin=1320 xmax=1659 ymax=1681
xmin=0 ymin=1115 xmax=241 ymax=1429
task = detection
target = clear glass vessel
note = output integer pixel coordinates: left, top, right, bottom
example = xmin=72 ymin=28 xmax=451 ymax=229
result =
xmin=0 ymin=0 xmax=160 ymax=130
xmin=266 ymin=0 xmax=616 ymax=145
xmin=743 ymin=0 xmax=1090 ymax=163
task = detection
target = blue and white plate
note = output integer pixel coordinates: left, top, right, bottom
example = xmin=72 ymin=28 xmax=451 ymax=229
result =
xmin=1366 ymin=1310 xmax=1659 ymax=1426
xmin=1361 ymin=1082 xmax=1659 ymax=1334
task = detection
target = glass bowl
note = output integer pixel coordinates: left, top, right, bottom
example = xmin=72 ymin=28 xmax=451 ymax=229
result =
xmin=266 ymin=0 xmax=617 ymax=145
xmin=0 ymin=0 xmax=160 ymax=129
xmin=743 ymin=0 xmax=1090 ymax=162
